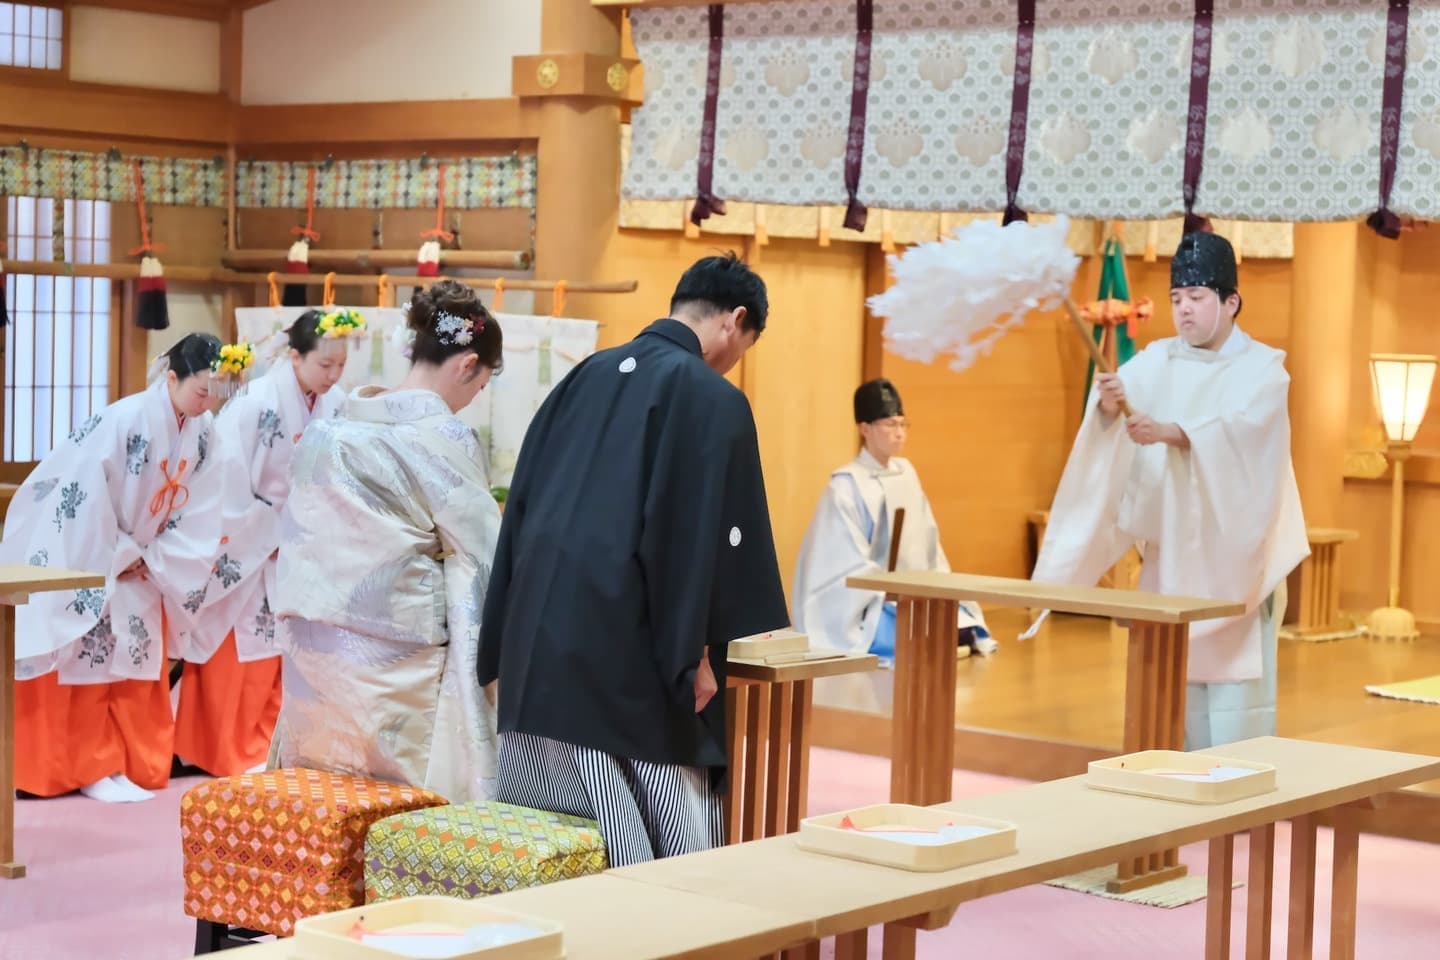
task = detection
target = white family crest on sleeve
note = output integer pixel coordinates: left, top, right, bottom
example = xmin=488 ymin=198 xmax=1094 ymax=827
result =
xmin=729 ymin=526 xmax=742 ymax=547
xmin=619 ymin=356 xmax=637 ymax=374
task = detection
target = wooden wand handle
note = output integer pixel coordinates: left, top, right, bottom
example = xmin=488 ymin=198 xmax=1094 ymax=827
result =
xmin=1063 ymin=298 xmax=1135 ymax=418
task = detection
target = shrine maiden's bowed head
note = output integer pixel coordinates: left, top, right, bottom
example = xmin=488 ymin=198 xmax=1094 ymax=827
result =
xmin=854 ymin=378 xmax=903 ymax=424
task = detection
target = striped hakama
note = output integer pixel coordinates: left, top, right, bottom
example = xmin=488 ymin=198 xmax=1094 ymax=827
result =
xmin=494 ymin=731 xmax=724 ymax=868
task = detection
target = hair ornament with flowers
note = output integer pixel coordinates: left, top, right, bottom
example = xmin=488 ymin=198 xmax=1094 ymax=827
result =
xmin=317 ymin=308 xmax=367 ymax=339
xmin=435 ymin=309 xmax=481 ymax=346
xmin=212 ymin=341 xmax=255 ymax=377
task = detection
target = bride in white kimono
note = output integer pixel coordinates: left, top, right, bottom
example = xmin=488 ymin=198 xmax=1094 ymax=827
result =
xmin=793 ymin=379 xmax=993 ymax=665
xmin=270 ymin=281 xmax=503 ymax=802
xmin=0 ymin=334 xmax=227 ymax=802
xmin=174 ymin=310 xmax=351 ymax=777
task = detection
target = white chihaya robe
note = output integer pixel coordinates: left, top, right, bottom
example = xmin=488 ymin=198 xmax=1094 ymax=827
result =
xmin=185 ymin=360 xmax=345 ymax=664
xmin=792 ymin=450 xmax=988 ymax=655
xmin=270 ymin=386 xmax=500 ymax=802
xmin=1033 ymin=328 xmax=1309 ymax=687
xmin=0 ymin=379 xmax=222 ymax=683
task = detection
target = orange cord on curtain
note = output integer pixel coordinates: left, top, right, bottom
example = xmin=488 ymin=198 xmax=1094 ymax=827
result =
xmin=493 ymin=277 xmax=505 ymax=312
xmin=266 ymin=272 xmax=281 ymax=307
xmin=377 ymin=274 xmax=391 ymax=306
xmin=421 ymin=163 xmax=455 ymax=243
xmin=291 ymin=167 xmax=321 ymax=242
xmin=552 ymin=280 xmax=567 ymax=318
xmin=322 ymin=272 xmax=337 ymax=306
xmin=128 ymin=162 xmax=164 ymax=257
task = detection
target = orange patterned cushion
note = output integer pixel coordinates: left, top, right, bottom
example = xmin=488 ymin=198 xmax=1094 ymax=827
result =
xmin=180 ymin=769 xmax=446 ymax=935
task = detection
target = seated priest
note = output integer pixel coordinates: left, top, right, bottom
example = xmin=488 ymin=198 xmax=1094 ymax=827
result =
xmin=792 ymin=378 xmax=994 ymax=665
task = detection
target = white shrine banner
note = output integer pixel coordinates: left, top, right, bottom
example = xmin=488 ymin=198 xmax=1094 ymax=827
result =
xmin=625 ymin=0 xmax=1440 ymax=222
xmin=234 ymin=307 xmax=599 ymax=488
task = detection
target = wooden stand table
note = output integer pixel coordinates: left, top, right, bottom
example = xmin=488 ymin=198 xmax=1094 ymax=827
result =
xmin=2 ymin=564 xmax=108 ymax=879
xmin=1281 ymin=527 xmax=1360 ymax=640
xmin=613 ymin=737 xmax=1440 ymax=960
xmin=724 ymin=652 xmax=877 ymax=844
xmin=845 ymin=570 xmax=1242 ymax=893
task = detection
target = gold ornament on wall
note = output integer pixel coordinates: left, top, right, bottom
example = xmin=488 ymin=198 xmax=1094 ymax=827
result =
xmin=537 ymin=59 xmax=560 ymax=89
xmin=607 ymin=62 xmax=629 ymax=93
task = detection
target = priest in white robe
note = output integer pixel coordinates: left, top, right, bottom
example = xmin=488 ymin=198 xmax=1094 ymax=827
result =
xmin=792 ymin=379 xmax=993 ymax=664
xmin=1031 ymin=231 xmax=1308 ymax=750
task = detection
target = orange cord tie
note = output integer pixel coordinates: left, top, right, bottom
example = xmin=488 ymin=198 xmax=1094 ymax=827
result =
xmin=552 ymin=280 xmax=567 ymax=319
xmin=377 ymin=273 xmax=391 ymax=306
xmin=290 ymin=166 xmax=321 ymax=242
xmin=149 ymin=457 xmax=191 ymax=532
xmin=267 ymin=271 xmax=280 ymax=307
xmin=127 ymin=161 xmax=165 ymax=258
xmin=419 ymin=162 xmax=456 ymax=243
xmin=493 ymin=277 xmax=506 ymax=313
xmin=322 ymin=272 xmax=336 ymax=306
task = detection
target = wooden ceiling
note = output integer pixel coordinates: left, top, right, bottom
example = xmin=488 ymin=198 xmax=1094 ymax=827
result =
xmin=59 ymin=0 xmax=277 ymax=21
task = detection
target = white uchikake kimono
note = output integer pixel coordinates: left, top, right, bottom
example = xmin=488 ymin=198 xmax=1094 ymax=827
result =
xmin=270 ymin=386 xmax=501 ymax=802
xmin=0 ymin=378 xmax=223 ymax=683
xmin=183 ymin=359 xmax=345 ymax=664
xmin=791 ymin=450 xmax=989 ymax=656
xmin=1032 ymin=328 xmax=1309 ymax=749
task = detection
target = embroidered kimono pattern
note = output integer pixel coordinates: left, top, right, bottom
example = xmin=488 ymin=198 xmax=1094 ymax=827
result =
xmin=271 ymin=386 xmax=501 ymax=803
xmin=185 ymin=359 xmax=346 ymax=665
xmin=0 ymin=378 xmax=225 ymax=684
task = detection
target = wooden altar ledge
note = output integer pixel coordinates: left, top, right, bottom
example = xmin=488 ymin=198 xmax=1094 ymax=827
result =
xmin=725 ymin=651 xmax=878 ymax=845
xmin=846 ymin=570 xmax=1243 ymax=894
xmin=2 ymin=565 xmax=109 ymax=880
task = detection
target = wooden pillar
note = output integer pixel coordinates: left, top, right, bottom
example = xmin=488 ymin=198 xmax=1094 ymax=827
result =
xmin=525 ymin=2 xmax=637 ymax=322
xmin=1287 ymin=223 xmax=1358 ymax=527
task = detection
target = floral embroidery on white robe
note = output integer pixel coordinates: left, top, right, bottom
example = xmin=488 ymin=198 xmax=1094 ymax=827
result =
xmin=270 ymin=386 xmax=500 ymax=802
xmin=0 ymin=379 xmax=223 ymax=683
xmin=185 ymin=360 xmax=345 ymax=664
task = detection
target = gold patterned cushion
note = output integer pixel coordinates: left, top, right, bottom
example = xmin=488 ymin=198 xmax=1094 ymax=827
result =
xmin=364 ymin=801 xmax=608 ymax=903
xmin=181 ymin=769 xmax=447 ymax=935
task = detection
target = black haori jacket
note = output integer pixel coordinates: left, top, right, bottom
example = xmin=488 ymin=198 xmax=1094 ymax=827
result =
xmin=478 ymin=319 xmax=789 ymax=774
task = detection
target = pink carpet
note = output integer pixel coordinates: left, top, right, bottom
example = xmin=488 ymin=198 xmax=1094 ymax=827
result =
xmin=1 ymin=751 xmax=1437 ymax=959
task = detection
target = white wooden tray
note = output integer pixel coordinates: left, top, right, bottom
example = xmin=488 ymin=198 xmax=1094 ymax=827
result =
xmin=728 ymin=628 xmax=808 ymax=660
xmin=797 ymin=803 xmax=1017 ymax=872
xmin=293 ymin=896 xmax=564 ymax=960
xmin=1086 ymin=750 xmax=1278 ymax=804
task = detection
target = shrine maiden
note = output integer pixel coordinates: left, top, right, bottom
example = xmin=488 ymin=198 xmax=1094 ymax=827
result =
xmin=1031 ymin=232 xmax=1308 ymax=749
xmin=270 ymin=281 xmax=502 ymax=802
xmin=173 ymin=311 xmax=351 ymax=777
xmin=792 ymin=379 xmax=994 ymax=663
xmin=1 ymin=334 xmax=228 ymax=802
xmin=479 ymin=255 xmax=789 ymax=867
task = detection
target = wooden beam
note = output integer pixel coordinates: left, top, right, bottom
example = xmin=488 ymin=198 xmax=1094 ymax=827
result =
xmin=58 ymin=0 xmax=236 ymax=22
xmin=234 ymin=98 xmax=539 ymax=146
xmin=219 ymin=7 xmax=243 ymax=104
xmin=0 ymin=80 xmax=232 ymax=144
xmin=222 ymin=249 xmax=531 ymax=272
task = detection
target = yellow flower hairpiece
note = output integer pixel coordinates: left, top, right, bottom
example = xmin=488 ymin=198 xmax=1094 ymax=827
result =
xmin=212 ymin=342 xmax=255 ymax=378
xmin=318 ymin=308 xmax=367 ymax=339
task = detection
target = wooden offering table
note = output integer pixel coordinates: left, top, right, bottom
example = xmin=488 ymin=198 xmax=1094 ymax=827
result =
xmin=724 ymin=652 xmax=877 ymax=844
xmin=845 ymin=570 xmax=1242 ymax=893
xmin=611 ymin=737 xmax=1440 ymax=960
xmin=2 ymin=564 xmax=108 ymax=880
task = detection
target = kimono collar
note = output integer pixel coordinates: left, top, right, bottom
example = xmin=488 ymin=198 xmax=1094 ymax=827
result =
xmin=638 ymin=318 xmax=703 ymax=357
xmin=1170 ymin=325 xmax=1252 ymax=364
xmin=856 ymin=447 xmax=902 ymax=476
xmin=345 ymin=386 xmax=452 ymax=424
xmin=145 ymin=376 xmax=183 ymax=448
